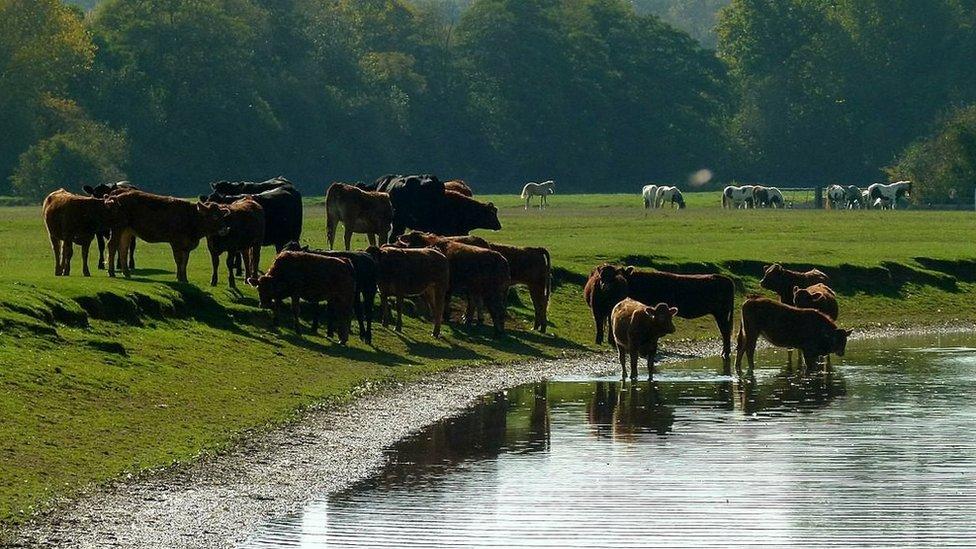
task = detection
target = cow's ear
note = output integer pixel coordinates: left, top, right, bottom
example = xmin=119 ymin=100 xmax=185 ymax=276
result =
xmin=83 ymin=185 xmax=95 ymax=195
xmin=792 ymin=285 xmax=801 ymax=295
xmin=811 ymin=294 xmax=824 ymax=302
xmin=623 ymin=266 xmax=635 ymax=276
xmin=845 ymin=329 xmax=854 ymax=336
xmin=210 ymin=182 xmax=218 ymax=190
xmin=669 ymin=307 xmax=678 ymax=317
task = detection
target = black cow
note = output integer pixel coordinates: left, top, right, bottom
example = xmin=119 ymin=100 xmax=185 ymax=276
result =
xmin=201 ymin=186 xmax=303 ymax=252
xmin=210 ymin=176 xmax=294 ymax=196
xmin=82 ymin=181 xmax=138 ymax=270
xmin=358 ymin=174 xmax=500 ymax=241
xmin=281 ymin=242 xmax=376 ymax=344
xmin=610 ymin=265 xmax=736 ymax=359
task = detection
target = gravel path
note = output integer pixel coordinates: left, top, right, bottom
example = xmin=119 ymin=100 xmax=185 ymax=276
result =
xmin=11 ymin=324 xmax=974 ymax=548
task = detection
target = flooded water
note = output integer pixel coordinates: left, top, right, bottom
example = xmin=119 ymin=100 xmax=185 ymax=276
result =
xmin=243 ymin=334 xmax=976 ymax=548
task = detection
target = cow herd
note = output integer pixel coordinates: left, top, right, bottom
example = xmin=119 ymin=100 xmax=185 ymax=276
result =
xmin=43 ymin=175 xmax=857 ymax=379
xmin=42 ymin=174 xmax=549 ymax=345
xmin=585 ymin=262 xmax=851 ymax=380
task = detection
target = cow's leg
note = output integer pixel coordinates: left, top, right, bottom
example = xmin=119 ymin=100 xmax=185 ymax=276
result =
xmin=210 ymin=250 xmax=221 ymax=287
xmin=529 ymin=283 xmax=547 ymax=332
xmin=802 ymin=349 xmax=819 ymax=372
xmin=107 ymin=231 xmax=120 ymax=278
xmin=60 ymin=240 xmax=73 ymax=276
xmin=227 ymin=252 xmax=239 ymax=289
xmin=96 ymin=232 xmax=106 ymax=270
xmin=310 ymin=302 xmax=319 ymax=334
xmin=81 ymin=238 xmax=92 ymax=277
xmin=464 ymin=296 xmax=475 ymax=327
xmin=118 ymin=230 xmax=136 ymax=278
xmin=429 ymin=288 xmax=445 ymax=338
xmin=250 ymin=246 xmax=261 ymax=279
xmin=395 ymin=295 xmax=404 ymax=332
xmin=380 ymin=293 xmax=390 ymax=327
xmin=491 ymin=293 xmax=506 ymax=337
xmin=353 ymin=293 xmax=366 ymax=343
xmin=327 ymin=218 xmax=338 ymax=250
xmin=50 ymin=235 xmax=62 ymax=276
xmin=127 ymin=238 xmax=136 ymax=270
xmin=363 ymin=289 xmax=374 ymax=344
xmin=715 ymin=312 xmax=733 ymax=360
xmin=646 ymin=343 xmax=658 ymax=380
xmin=291 ymin=297 xmax=302 ymax=335
xmin=734 ymin=325 xmax=747 ymax=373
xmin=594 ymin=309 xmax=605 ymax=345
xmin=618 ymin=345 xmax=627 ymax=380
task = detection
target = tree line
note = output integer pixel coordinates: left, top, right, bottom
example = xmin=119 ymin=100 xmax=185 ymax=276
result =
xmin=2 ymin=0 xmax=974 ymax=201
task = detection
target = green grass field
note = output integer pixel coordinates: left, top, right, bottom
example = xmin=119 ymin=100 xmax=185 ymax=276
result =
xmin=1 ymin=192 xmax=975 ymax=529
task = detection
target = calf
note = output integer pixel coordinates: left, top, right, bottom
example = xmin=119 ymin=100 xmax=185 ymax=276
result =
xmin=611 ymin=298 xmax=678 ymax=380
xmin=325 ymin=182 xmax=393 ymax=249
xmin=792 ymin=283 xmax=839 ymax=320
xmin=397 ymin=231 xmax=552 ymax=332
xmin=252 ymin=251 xmax=356 ymax=342
xmin=583 ymin=263 xmax=628 ymax=345
xmin=43 ymin=189 xmax=121 ymax=277
xmin=282 ymin=242 xmax=377 ymax=344
xmin=760 ymin=263 xmax=829 ymax=304
xmin=365 ymin=246 xmax=449 ymax=337
xmin=83 ymin=181 xmax=137 ymax=270
xmin=617 ymin=266 xmax=736 ymax=359
xmin=444 ymin=179 xmax=473 ymax=196
xmin=735 ymin=296 xmax=852 ymax=373
xmin=106 ymin=190 xmax=230 ymax=282
xmin=205 ymin=196 xmax=265 ymax=289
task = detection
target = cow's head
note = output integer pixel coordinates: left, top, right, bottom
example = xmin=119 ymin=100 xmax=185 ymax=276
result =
xmin=596 ymin=264 xmax=628 ymax=298
xmin=760 ymin=264 xmax=785 ymax=292
xmin=84 ymin=181 xmax=132 ymax=198
xmin=254 ymin=275 xmax=277 ymax=309
xmin=478 ymin=201 xmax=501 ymax=231
xmin=396 ymin=231 xmax=435 ymax=248
xmin=792 ymin=286 xmax=823 ymax=310
xmin=819 ymin=328 xmax=853 ymax=357
xmin=281 ymin=241 xmax=304 ymax=253
xmin=101 ymin=197 xmax=124 ymax=226
xmin=196 ymin=201 xmax=232 ymax=236
xmin=650 ymin=302 xmax=679 ymax=336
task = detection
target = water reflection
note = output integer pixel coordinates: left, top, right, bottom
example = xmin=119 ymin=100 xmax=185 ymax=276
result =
xmin=243 ymin=335 xmax=976 ymax=548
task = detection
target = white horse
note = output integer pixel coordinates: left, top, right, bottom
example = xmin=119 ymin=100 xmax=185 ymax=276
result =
xmin=722 ymin=185 xmax=755 ymax=208
xmin=642 ymin=185 xmax=659 ymax=209
xmin=867 ymin=181 xmax=912 ymax=210
xmin=521 ymin=180 xmax=555 ymax=210
xmin=826 ymin=185 xmax=847 ymax=209
xmin=655 ymin=186 xmax=686 ymax=209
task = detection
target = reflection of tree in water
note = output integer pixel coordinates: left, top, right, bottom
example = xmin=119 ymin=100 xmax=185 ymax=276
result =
xmin=735 ymin=365 xmax=847 ymax=416
xmin=612 ymin=382 xmax=676 ymax=439
xmin=376 ymin=385 xmax=553 ymax=487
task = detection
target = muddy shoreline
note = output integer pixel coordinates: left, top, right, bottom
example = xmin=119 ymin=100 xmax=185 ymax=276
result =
xmin=11 ymin=323 xmax=976 ymax=548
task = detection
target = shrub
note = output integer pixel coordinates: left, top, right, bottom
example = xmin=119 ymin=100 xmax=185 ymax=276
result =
xmin=888 ymin=106 xmax=976 ymax=205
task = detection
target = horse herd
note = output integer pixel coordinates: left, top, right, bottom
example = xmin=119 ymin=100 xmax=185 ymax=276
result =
xmin=826 ymin=181 xmax=912 ymax=210
xmin=43 ymin=174 xmax=853 ymax=378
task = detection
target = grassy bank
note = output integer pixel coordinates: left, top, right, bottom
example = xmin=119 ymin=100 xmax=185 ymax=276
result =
xmin=2 ymin=192 xmax=975 ymax=529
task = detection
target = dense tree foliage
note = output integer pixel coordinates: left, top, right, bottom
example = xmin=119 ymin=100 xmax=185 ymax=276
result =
xmin=4 ymin=0 xmax=975 ymax=198
xmin=889 ymin=106 xmax=976 ymax=205
xmin=719 ymin=0 xmax=976 ymax=186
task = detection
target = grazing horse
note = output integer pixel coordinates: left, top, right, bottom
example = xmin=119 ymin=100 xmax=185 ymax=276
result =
xmin=867 ymin=181 xmax=912 ymax=210
xmin=521 ymin=180 xmax=555 ymax=210
xmin=642 ymin=185 xmax=659 ymax=210
xmin=845 ymin=185 xmax=864 ymax=209
xmin=826 ymin=185 xmax=847 ymax=210
xmin=722 ymin=185 xmax=755 ymax=209
xmin=753 ymin=186 xmax=784 ymax=208
xmin=655 ymin=186 xmax=686 ymax=209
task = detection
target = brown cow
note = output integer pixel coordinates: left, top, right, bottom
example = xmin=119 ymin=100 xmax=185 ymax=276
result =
xmin=252 ymin=251 xmax=356 ymax=342
xmin=397 ymin=231 xmax=552 ymax=332
xmin=611 ymin=298 xmax=678 ymax=380
xmin=395 ymin=237 xmax=510 ymax=337
xmin=735 ymin=296 xmax=852 ymax=373
xmin=365 ymin=245 xmax=450 ymax=337
xmin=760 ymin=263 xmax=829 ymax=304
xmin=205 ymin=196 xmax=265 ymax=288
xmin=42 ymin=189 xmax=121 ymax=277
xmin=444 ymin=179 xmax=473 ymax=197
xmin=106 ymin=190 xmax=230 ymax=283
xmin=325 ymin=183 xmax=393 ymax=250
xmin=792 ymin=283 xmax=839 ymax=320
xmin=583 ymin=263 xmax=629 ymax=345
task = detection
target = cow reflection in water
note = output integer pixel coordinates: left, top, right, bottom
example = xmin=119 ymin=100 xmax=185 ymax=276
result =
xmin=586 ymin=382 xmax=675 ymax=438
xmin=735 ymin=365 xmax=847 ymax=416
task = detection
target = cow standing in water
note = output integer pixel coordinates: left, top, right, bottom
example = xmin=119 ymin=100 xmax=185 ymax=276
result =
xmin=611 ymin=298 xmax=678 ymax=380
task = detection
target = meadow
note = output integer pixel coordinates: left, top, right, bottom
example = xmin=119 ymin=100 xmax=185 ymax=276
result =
xmin=1 ymin=191 xmax=974 ymax=529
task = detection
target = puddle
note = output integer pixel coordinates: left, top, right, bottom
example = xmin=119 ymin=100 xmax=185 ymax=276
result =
xmin=243 ymin=333 xmax=976 ymax=547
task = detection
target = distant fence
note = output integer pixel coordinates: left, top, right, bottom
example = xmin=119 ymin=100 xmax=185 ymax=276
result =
xmin=780 ymin=187 xmax=822 ymax=209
